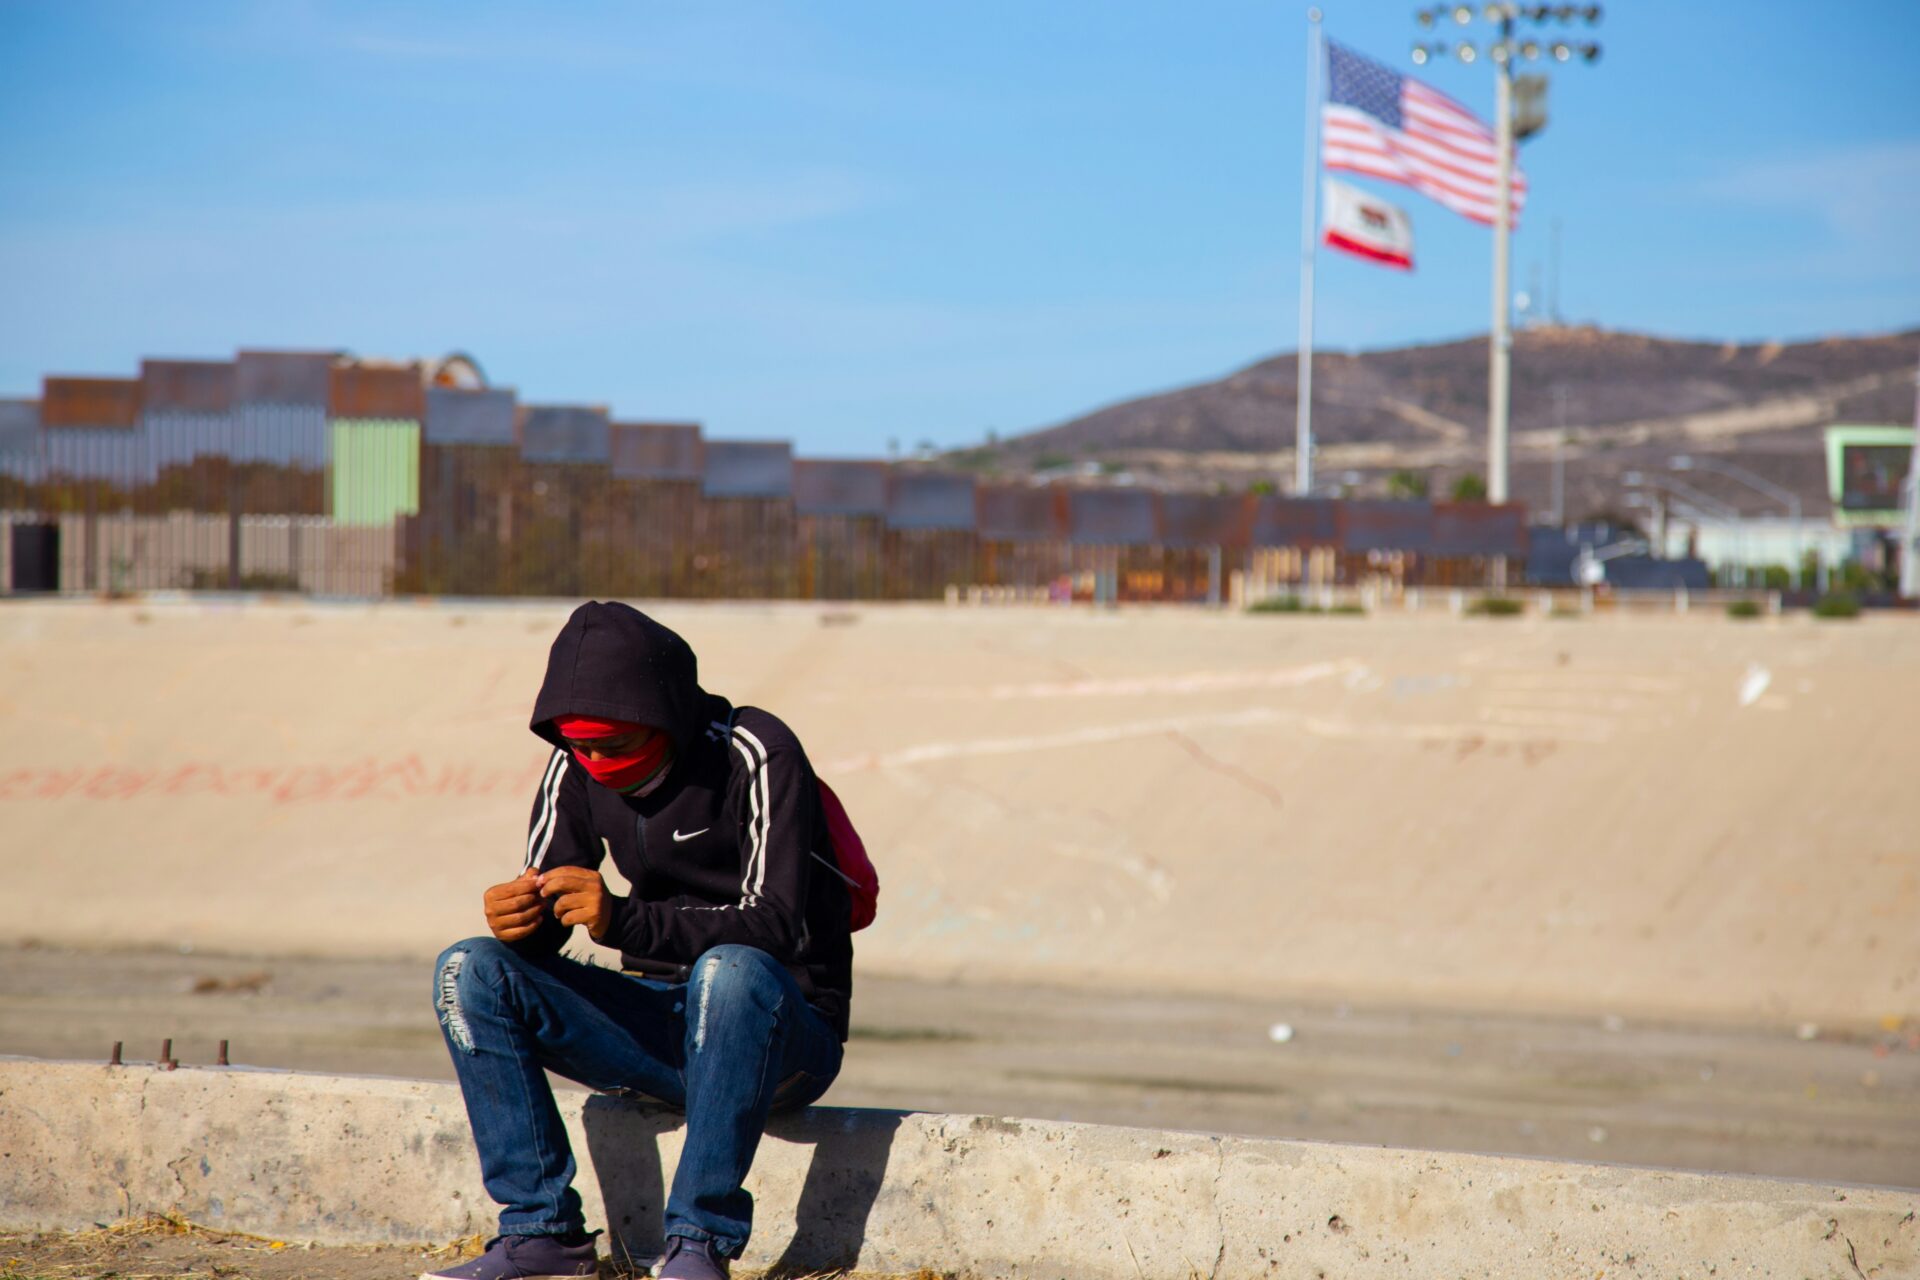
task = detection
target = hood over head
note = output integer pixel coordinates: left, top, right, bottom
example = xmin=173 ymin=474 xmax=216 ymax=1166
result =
xmin=530 ymin=601 xmax=706 ymax=751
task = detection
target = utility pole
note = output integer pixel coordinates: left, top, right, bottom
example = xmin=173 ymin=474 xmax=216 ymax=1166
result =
xmin=1412 ymin=5 xmax=1603 ymax=507
xmin=1550 ymin=382 xmax=1569 ymax=528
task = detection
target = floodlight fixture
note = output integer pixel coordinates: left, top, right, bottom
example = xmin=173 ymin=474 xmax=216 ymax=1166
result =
xmin=1403 ymin=0 xmax=1608 ymax=512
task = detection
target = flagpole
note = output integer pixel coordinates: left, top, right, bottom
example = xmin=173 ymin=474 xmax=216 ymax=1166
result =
xmin=1295 ymin=6 xmax=1323 ymax=498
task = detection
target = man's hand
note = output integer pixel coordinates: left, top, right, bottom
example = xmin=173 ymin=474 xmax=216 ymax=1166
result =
xmin=482 ymin=870 xmax=547 ymax=943
xmin=538 ymin=866 xmax=615 ymax=942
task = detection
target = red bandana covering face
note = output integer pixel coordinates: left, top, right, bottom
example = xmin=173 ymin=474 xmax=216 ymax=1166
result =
xmin=553 ymin=715 xmax=673 ymax=794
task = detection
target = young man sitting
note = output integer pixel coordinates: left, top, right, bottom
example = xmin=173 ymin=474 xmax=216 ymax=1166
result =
xmin=426 ymin=601 xmax=853 ymax=1280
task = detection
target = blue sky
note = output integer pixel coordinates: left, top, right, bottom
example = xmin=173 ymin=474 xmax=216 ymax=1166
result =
xmin=1 ymin=1 xmax=1915 ymax=455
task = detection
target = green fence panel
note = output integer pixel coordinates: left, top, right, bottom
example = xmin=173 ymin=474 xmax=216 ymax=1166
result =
xmin=329 ymin=419 xmax=420 ymax=526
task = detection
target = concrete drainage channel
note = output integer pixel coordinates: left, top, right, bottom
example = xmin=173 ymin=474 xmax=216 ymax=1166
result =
xmin=0 ymin=1059 xmax=1912 ymax=1278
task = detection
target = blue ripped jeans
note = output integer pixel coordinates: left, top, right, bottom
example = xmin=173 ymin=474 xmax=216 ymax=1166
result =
xmin=432 ymin=938 xmax=843 ymax=1259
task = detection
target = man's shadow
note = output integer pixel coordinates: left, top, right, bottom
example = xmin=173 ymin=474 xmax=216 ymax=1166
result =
xmin=582 ymin=1097 xmax=904 ymax=1277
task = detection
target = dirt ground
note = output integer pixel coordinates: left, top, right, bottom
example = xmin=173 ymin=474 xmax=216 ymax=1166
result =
xmin=3 ymin=599 xmax=1919 ymax=1224
xmin=4 ymin=941 xmax=1916 ymax=1189
xmin=4 ymin=599 xmax=1917 ymax=1030
xmin=0 ymin=1217 xmax=943 ymax=1280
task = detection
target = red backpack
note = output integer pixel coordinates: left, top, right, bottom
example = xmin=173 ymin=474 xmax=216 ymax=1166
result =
xmin=815 ymin=778 xmax=879 ymax=931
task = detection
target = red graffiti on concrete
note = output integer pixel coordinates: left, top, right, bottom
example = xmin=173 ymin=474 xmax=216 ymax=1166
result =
xmin=0 ymin=757 xmax=550 ymax=804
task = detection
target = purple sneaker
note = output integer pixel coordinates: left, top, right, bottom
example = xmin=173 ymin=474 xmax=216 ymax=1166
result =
xmin=420 ymin=1232 xmax=599 ymax=1280
xmin=657 ymin=1234 xmax=730 ymax=1280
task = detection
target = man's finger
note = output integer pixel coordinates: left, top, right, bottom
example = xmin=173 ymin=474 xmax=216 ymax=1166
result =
xmin=486 ymin=887 xmax=541 ymax=909
xmin=487 ymin=904 xmax=546 ymax=929
xmin=493 ymin=921 xmax=541 ymax=942
xmin=538 ymin=871 xmax=598 ymax=898
xmin=555 ymin=901 xmax=602 ymax=929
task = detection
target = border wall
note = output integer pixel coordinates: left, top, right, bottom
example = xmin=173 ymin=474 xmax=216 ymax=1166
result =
xmin=1 ymin=350 xmax=1528 ymax=601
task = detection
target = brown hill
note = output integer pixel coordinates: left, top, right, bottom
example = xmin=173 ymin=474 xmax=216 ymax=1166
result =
xmin=981 ymin=325 xmax=1918 ymax=520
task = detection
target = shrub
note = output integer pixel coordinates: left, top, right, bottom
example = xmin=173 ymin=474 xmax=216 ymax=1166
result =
xmin=1248 ymin=595 xmax=1365 ymax=617
xmin=1726 ymin=600 xmax=1762 ymax=620
xmin=1466 ymin=596 xmax=1525 ymax=617
xmin=1812 ymin=593 xmax=1862 ymax=620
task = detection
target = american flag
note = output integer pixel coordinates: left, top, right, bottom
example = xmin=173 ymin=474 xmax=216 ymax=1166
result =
xmin=1321 ymin=39 xmax=1526 ymax=228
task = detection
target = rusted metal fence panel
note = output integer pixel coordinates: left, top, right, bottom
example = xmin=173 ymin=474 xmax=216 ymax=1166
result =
xmin=1429 ymin=502 xmax=1528 ymax=558
xmin=692 ymin=496 xmax=796 ymax=596
xmin=887 ymin=471 xmax=976 ymax=531
xmin=1068 ymin=488 xmax=1155 ymax=545
xmin=1337 ymin=499 xmax=1433 ymax=553
xmin=702 ymin=441 xmax=792 ymax=499
xmin=401 ymin=443 xmax=521 ymax=596
xmin=610 ymin=422 xmax=702 ymax=481
xmin=1251 ymin=497 xmax=1338 ymax=547
xmin=793 ymin=464 xmax=887 ymax=597
xmin=141 ymin=360 xmax=235 ymax=415
xmin=798 ymin=513 xmax=886 ymax=599
xmin=1156 ymin=492 xmax=1252 ymax=549
xmin=977 ymin=484 xmax=1066 ymax=542
xmin=329 ymin=362 xmax=425 ymax=421
xmin=885 ymin=527 xmax=976 ymax=597
xmin=425 ymin=387 xmax=517 ymax=447
xmin=521 ymin=406 xmax=610 ymax=464
xmin=235 ymin=351 xmax=332 ymax=407
xmin=794 ymin=460 xmax=888 ymax=517
xmin=42 ymin=377 xmax=140 ymax=429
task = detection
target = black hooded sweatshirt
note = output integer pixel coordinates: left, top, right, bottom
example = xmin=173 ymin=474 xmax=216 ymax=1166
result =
xmin=519 ymin=601 xmax=853 ymax=1040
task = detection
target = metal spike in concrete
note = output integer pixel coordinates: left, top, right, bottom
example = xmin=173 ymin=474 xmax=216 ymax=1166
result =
xmin=0 ymin=1059 xmax=1912 ymax=1278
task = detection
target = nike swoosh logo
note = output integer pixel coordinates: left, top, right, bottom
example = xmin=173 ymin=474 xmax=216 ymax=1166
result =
xmin=672 ymin=828 xmax=709 ymax=842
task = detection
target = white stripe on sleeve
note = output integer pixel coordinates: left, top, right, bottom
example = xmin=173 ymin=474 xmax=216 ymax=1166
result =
xmin=525 ymin=752 xmax=570 ymax=872
xmin=523 ymin=749 xmax=565 ymax=870
xmin=733 ymin=726 xmax=774 ymax=901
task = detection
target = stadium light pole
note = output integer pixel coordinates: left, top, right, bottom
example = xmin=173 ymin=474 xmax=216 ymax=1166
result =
xmin=1669 ymin=454 xmax=1803 ymax=584
xmin=1412 ymin=5 xmax=1603 ymax=510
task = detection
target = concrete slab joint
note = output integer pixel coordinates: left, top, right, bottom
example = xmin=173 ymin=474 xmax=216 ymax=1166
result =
xmin=0 ymin=1058 xmax=1913 ymax=1278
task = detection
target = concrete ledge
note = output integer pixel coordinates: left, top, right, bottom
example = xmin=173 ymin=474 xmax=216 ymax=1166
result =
xmin=1 ymin=1059 xmax=1913 ymax=1278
